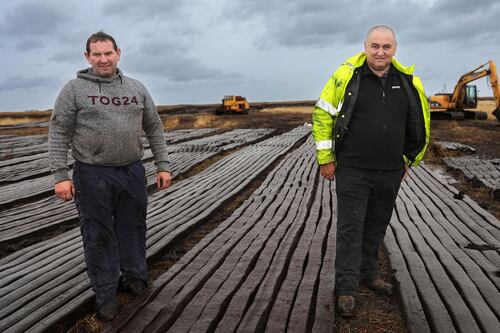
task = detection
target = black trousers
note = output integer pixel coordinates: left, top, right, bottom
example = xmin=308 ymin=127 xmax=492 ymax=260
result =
xmin=334 ymin=166 xmax=403 ymax=296
xmin=73 ymin=160 xmax=148 ymax=306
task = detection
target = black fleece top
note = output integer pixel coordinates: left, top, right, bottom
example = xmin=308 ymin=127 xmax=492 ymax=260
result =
xmin=336 ymin=62 xmax=409 ymax=170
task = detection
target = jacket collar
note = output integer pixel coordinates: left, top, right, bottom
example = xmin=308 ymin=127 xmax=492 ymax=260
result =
xmin=344 ymin=52 xmax=415 ymax=75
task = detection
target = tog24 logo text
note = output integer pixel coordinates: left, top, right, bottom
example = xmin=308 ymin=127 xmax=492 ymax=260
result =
xmin=88 ymin=95 xmax=139 ymax=106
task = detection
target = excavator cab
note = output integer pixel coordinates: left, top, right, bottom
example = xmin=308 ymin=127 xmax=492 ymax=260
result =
xmin=464 ymin=85 xmax=477 ymax=108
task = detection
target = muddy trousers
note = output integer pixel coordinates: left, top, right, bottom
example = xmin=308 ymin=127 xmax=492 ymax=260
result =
xmin=73 ymin=160 xmax=148 ymax=306
xmin=334 ymin=166 xmax=402 ymax=296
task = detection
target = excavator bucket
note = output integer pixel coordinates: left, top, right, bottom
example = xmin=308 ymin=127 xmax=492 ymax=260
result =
xmin=493 ymin=108 xmax=500 ymax=121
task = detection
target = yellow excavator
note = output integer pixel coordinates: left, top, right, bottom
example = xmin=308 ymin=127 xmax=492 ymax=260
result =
xmin=429 ymin=60 xmax=500 ymax=121
xmin=216 ymin=95 xmax=250 ymax=115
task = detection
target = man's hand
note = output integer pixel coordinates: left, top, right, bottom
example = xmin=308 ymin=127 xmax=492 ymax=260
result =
xmin=55 ymin=180 xmax=75 ymax=201
xmin=320 ymin=162 xmax=336 ymax=181
xmin=157 ymin=171 xmax=172 ymax=190
xmin=402 ymin=164 xmax=410 ymax=182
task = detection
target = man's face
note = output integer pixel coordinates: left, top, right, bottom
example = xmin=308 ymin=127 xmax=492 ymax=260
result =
xmin=85 ymin=40 xmax=121 ymax=77
xmin=364 ymin=29 xmax=396 ymax=72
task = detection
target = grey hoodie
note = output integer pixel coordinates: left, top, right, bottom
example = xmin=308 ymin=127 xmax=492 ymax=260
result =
xmin=49 ymin=68 xmax=170 ymax=183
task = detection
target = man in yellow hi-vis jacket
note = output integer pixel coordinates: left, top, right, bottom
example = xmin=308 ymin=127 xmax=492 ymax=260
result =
xmin=312 ymin=25 xmax=430 ymax=317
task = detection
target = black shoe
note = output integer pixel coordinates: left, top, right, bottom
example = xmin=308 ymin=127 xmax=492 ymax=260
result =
xmin=362 ymin=278 xmax=394 ymax=295
xmin=97 ymin=297 xmax=119 ymax=322
xmin=337 ymin=295 xmax=356 ymax=318
xmin=118 ymin=277 xmax=147 ymax=296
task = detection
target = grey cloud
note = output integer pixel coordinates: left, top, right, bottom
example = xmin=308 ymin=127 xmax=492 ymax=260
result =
xmin=0 ymin=75 xmax=51 ymax=92
xmin=124 ymin=40 xmax=241 ymax=82
xmin=48 ymin=48 xmax=83 ymax=64
xmin=222 ymin=0 xmax=392 ymax=48
xmin=15 ymin=38 xmax=45 ymax=52
xmin=0 ymin=1 xmax=77 ymax=52
xmin=101 ymin=1 xmax=200 ymax=42
xmin=433 ymin=0 xmax=499 ymax=14
xmin=103 ymin=0 xmax=188 ymax=20
xmin=222 ymin=0 xmax=500 ymax=49
xmin=402 ymin=5 xmax=500 ymax=44
xmin=0 ymin=1 xmax=72 ymax=36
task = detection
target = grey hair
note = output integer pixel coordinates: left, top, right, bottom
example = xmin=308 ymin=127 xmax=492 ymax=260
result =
xmin=365 ymin=25 xmax=397 ymax=46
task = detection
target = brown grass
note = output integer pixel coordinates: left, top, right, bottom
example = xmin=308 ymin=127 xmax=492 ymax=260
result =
xmin=0 ymin=116 xmax=49 ymax=126
xmin=0 ymin=110 xmax=52 ymax=118
xmin=161 ymin=111 xmax=312 ymax=132
xmin=67 ymin=314 xmax=104 ymax=333
xmin=260 ymin=106 xmax=313 ymax=114
xmin=467 ymin=100 xmax=498 ymax=121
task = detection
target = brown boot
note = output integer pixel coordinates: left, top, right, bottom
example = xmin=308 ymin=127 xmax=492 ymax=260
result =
xmin=337 ymin=295 xmax=356 ymax=317
xmin=362 ymin=278 xmax=394 ymax=295
xmin=97 ymin=297 xmax=119 ymax=322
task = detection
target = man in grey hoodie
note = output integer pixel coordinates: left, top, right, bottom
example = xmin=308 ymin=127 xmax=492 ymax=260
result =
xmin=48 ymin=31 xmax=171 ymax=322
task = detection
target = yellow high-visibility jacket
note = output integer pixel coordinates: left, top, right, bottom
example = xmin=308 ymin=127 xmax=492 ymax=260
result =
xmin=312 ymin=52 xmax=430 ymax=167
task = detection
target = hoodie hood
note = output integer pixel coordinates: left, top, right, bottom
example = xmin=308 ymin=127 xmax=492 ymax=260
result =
xmin=77 ymin=68 xmax=123 ymax=93
xmin=77 ymin=67 xmax=124 ymax=83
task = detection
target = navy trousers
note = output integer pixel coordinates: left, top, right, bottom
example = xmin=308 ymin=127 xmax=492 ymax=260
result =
xmin=73 ymin=160 xmax=148 ymax=306
xmin=334 ymin=166 xmax=403 ymax=296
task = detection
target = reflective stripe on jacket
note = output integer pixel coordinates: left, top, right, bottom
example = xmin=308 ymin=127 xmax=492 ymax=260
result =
xmin=312 ymin=52 xmax=430 ymax=166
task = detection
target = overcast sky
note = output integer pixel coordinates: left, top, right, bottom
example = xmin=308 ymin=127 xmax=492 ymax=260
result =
xmin=1 ymin=0 xmax=499 ymax=111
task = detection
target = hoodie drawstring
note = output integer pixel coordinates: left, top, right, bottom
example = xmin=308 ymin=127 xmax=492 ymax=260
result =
xmin=78 ymin=68 xmax=124 ymax=93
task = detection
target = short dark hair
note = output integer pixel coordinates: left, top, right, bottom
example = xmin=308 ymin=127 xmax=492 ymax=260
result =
xmin=86 ymin=31 xmax=118 ymax=53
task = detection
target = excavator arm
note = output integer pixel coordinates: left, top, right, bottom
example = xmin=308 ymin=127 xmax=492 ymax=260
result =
xmin=450 ymin=62 xmax=489 ymax=109
xmin=487 ymin=60 xmax=500 ymax=120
